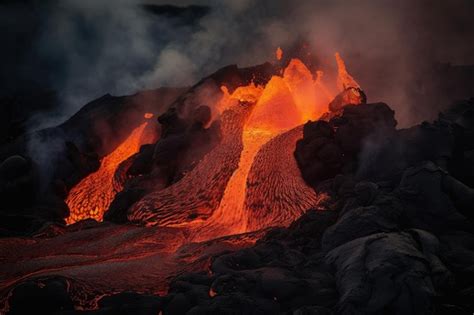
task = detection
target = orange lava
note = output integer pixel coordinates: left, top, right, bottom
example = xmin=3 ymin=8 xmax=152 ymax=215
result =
xmin=129 ymin=53 xmax=359 ymax=242
xmin=71 ymin=53 xmax=359 ymax=238
xmin=213 ymin=53 xmax=358 ymax=236
xmin=276 ymin=47 xmax=283 ymax=60
xmin=0 ymin=52 xmax=362 ymax=311
xmin=335 ymin=52 xmax=360 ymax=90
xmin=197 ymin=57 xmax=333 ymax=238
xmin=66 ymin=121 xmax=155 ymax=224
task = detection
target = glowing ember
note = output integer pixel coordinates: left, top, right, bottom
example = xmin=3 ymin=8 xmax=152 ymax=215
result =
xmin=276 ymin=47 xmax=283 ymax=60
xmin=65 ymin=121 xmax=155 ymax=224
xmin=144 ymin=112 xmax=154 ymax=119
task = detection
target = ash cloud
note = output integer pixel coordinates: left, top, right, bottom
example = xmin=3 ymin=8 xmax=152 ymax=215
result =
xmin=1 ymin=0 xmax=474 ymax=130
xmin=146 ymin=0 xmax=474 ymax=128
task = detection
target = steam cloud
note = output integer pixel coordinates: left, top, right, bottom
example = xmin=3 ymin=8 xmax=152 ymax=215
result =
xmin=1 ymin=0 xmax=473 ymax=128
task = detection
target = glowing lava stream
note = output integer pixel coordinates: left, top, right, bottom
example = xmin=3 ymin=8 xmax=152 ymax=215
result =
xmin=189 ymin=128 xmax=275 ymax=241
xmin=184 ymin=59 xmax=330 ymax=241
xmin=66 ymin=118 xmax=154 ymax=224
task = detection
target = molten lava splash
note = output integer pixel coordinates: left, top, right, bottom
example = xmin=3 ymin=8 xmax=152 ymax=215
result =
xmin=246 ymin=76 xmax=302 ymax=131
xmin=283 ymin=59 xmax=322 ymax=121
xmin=314 ymin=70 xmax=334 ymax=108
xmin=335 ymin=52 xmax=360 ymax=90
xmin=66 ymin=119 xmax=155 ymax=224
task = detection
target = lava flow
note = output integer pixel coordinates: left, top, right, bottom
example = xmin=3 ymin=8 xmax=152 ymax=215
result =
xmin=129 ymin=51 xmax=358 ymax=242
xmin=0 ymin=51 xmax=364 ymax=311
xmin=67 ymin=50 xmax=360 ymax=235
xmin=66 ymin=114 xmax=156 ymax=224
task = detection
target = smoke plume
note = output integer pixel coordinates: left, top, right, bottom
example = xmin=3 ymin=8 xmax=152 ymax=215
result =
xmin=1 ymin=0 xmax=473 ymax=128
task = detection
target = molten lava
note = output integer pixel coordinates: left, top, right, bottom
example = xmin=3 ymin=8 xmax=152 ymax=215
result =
xmin=276 ymin=47 xmax=283 ymax=61
xmin=66 ymin=52 xmax=360 ymax=233
xmin=66 ymin=116 xmax=155 ymax=224
xmin=129 ymin=53 xmax=358 ymax=242
xmin=335 ymin=52 xmax=360 ymax=90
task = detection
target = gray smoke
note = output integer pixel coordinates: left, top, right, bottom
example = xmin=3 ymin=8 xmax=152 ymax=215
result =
xmin=2 ymin=0 xmax=474 ymax=129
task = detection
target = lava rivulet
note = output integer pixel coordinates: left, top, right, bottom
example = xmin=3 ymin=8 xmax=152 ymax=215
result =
xmin=66 ymin=116 xmax=156 ymax=224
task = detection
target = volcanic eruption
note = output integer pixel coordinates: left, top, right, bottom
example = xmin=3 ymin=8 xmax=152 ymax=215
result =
xmin=0 ymin=49 xmax=368 ymax=311
xmin=1 ymin=9 xmax=474 ymax=312
xmin=67 ymin=50 xmax=359 ymax=240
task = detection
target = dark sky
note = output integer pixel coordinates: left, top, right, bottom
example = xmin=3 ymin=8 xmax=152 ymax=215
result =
xmin=1 ymin=0 xmax=473 ymax=128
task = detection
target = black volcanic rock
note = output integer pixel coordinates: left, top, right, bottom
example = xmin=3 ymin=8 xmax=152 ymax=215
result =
xmin=6 ymin=277 xmax=74 ymax=315
xmin=331 ymin=102 xmax=397 ymax=155
xmin=295 ymin=120 xmax=343 ymax=184
xmin=396 ymin=162 xmax=471 ymax=233
xmin=152 ymin=105 xmax=222 ymax=186
xmin=442 ymin=174 xmax=474 ymax=221
xmin=325 ymin=230 xmax=452 ymax=315
xmin=0 ymin=155 xmax=29 ymax=180
xmin=328 ymin=87 xmax=367 ymax=113
xmin=104 ymin=188 xmax=147 ymax=223
xmin=322 ymin=200 xmax=403 ymax=251
xmin=130 ymin=101 xmax=473 ymax=315
xmin=0 ymin=155 xmax=36 ymax=211
xmin=295 ymin=102 xmax=397 ymax=186
xmin=1 ymin=62 xmax=474 ymax=315
xmin=93 ymin=291 xmax=162 ymax=315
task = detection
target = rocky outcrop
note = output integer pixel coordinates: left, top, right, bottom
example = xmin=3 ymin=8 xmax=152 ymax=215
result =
xmin=295 ymin=102 xmax=397 ymax=186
